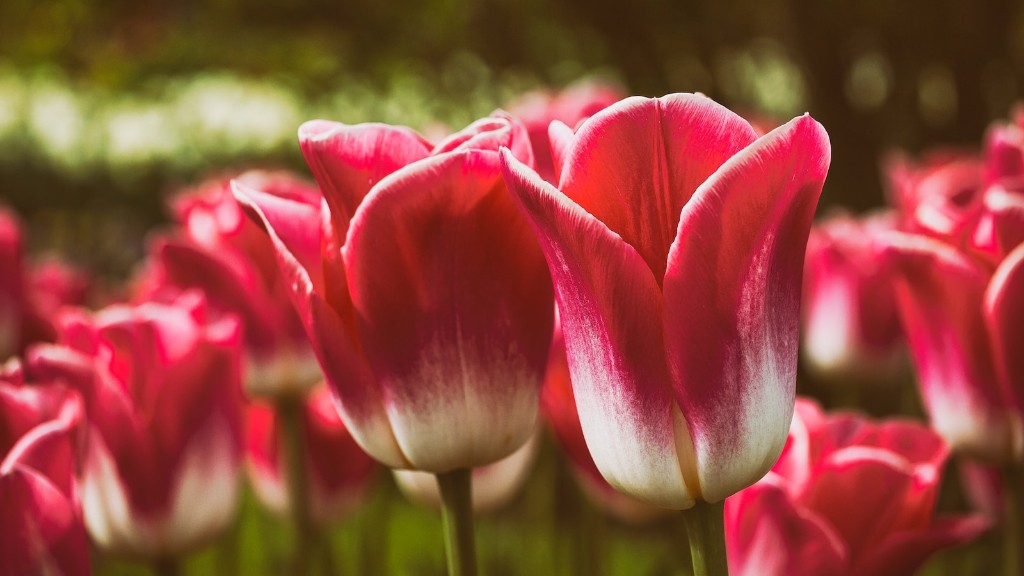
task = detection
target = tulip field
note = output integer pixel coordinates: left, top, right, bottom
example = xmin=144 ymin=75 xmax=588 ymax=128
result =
xmin=3 ymin=2 xmax=1024 ymax=576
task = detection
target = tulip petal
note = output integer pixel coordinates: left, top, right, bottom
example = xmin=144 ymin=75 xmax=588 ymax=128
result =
xmin=986 ymin=242 xmax=1024 ymax=418
xmin=345 ymin=150 xmax=552 ymax=472
xmin=501 ymin=149 xmax=693 ymax=508
xmin=853 ymin=515 xmax=989 ymax=576
xmin=298 ymin=120 xmax=431 ymax=240
xmin=233 ymin=184 xmax=409 ymax=469
xmin=547 ymin=120 xmax=574 ymax=185
xmin=560 ymin=94 xmax=757 ymax=282
xmin=664 ymin=115 xmax=830 ymax=502
xmin=882 ymin=231 xmax=1016 ymax=461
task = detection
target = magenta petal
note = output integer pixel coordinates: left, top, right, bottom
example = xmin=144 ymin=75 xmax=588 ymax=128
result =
xmin=852 ymin=516 xmax=989 ymax=576
xmin=547 ymin=120 xmax=574 ymax=185
xmin=233 ymin=184 xmax=408 ymax=468
xmin=345 ymin=150 xmax=552 ymax=472
xmin=986 ymin=242 xmax=1024 ymax=417
xmin=298 ymin=120 xmax=431 ymax=240
xmin=664 ymin=115 xmax=830 ymax=502
xmin=560 ymin=94 xmax=758 ymax=282
xmin=882 ymin=231 xmax=1016 ymax=461
xmin=501 ymin=149 xmax=693 ymax=508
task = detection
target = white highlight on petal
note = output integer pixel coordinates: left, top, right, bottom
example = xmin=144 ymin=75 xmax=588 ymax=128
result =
xmin=803 ymin=275 xmax=856 ymax=373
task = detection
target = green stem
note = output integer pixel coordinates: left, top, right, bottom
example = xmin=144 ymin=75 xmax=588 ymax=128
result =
xmin=277 ymin=395 xmax=315 ymax=576
xmin=152 ymin=557 xmax=181 ymax=576
xmin=435 ymin=468 xmax=478 ymax=576
xmin=1003 ymin=464 xmax=1024 ymax=576
xmin=681 ymin=500 xmax=729 ymax=576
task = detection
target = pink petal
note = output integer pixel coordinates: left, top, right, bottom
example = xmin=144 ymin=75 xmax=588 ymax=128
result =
xmin=344 ymin=150 xmax=552 ymax=472
xmin=986 ymin=242 xmax=1024 ymax=418
xmin=547 ymin=120 xmax=574 ymax=185
xmin=298 ymin=120 xmax=431 ymax=241
xmin=501 ymin=149 xmax=692 ymax=508
xmin=560 ymin=94 xmax=758 ymax=283
xmin=852 ymin=515 xmax=989 ymax=576
xmin=431 ymin=112 xmax=535 ymax=166
xmin=233 ymin=184 xmax=408 ymax=469
xmin=664 ymin=115 xmax=830 ymax=502
xmin=882 ymin=232 xmax=1016 ymax=461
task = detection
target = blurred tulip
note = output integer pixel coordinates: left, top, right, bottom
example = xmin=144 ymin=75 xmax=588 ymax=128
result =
xmin=138 ymin=170 xmax=323 ymax=397
xmin=393 ymin=429 xmax=539 ymax=515
xmin=0 ymin=359 xmax=89 ymax=576
xmin=726 ymin=398 xmax=988 ymax=576
xmin=0 ymin=207 xmax=23 ymax=360
xmin=234 ymin=112 xmax=553 ymax=473
xmin=27 ymin=295 xmax=244 ymax=558
xmin=246 ymin=384 xmax=376 ymax=525
xmin=802 ymin=210 xmax=904 ymax=378
xmin=501 ymin=93 xmax=830 ymax=508
xmin=507 ymin=80 xmax=624 ymax=183
xmin=883 ymin=150 xmax=985 ymax=242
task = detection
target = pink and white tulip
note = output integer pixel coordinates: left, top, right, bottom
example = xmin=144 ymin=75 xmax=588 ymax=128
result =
xmin=0 ymin=360 xmax=89 ymax=576
xmin=246 ymin=384 xmax=376 ymax=525
xmin=501 ymin=93 xmax=830 ymax=508
xmin=234 ymin=112 xmax=553 ymax=473
xmin=726 ymin=399 xmax=987 ymax=576
xmin=27 ymin=296 xmax=244 ymax=558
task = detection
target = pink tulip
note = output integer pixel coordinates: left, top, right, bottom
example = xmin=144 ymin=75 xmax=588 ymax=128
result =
xmin=246 ymin=384 xmax=376 ymax=525
xmin=0 ymin=207 xmax=23 ymax=360
xmin=883 ymin=150 xmax=985 ymax=242
xmin=138 ymin=171 xmax=323 ymax=396
xmin=726 ymin=399 xmax=987 ymax=576
xmin=507 ymin=80 xmax=625 ymax=183
xmin=501 ymin=93 xmax=830 ymax=508
xmin=0 ymin=360 xmax=89 ymax=576
xmin=802 ymin=210 xmax=903 ymax=377
xmin=234 ymin=112 xmax=553 ymax=473
xmin=26 ymin=295 xmax=244 ymax=557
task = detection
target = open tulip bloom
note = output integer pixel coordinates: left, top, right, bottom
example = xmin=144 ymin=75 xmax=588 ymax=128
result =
xmin=234 ymin=111 xmax=553 ymax=575
xmin=500 ymin=93 xmax=830 ymax=574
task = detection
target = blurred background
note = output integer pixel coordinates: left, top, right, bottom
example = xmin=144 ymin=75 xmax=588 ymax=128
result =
xmin=1 ymin=0 xmax=1022 ymax=278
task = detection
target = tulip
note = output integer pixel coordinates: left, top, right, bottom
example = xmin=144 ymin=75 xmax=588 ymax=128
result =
xmin=726 ymin=399 xmax=987 ymax=576
xmin=27 ymin=295 xmax=244 ymax=563
xmin=246 ymin=384 xmax=376 ymax=525
xmin=507 ymin=80 xmax=624 ymax=183
xmin=801 ymin=210 xmax=903 ymax=378
xmin=393 ymin=429 xmax=539 ymax=515
xmin=0 ymin=359 xmax=89 ymax=576
xmin=500 ymin=94 xmax=830 ymax=508
xmin=138 ymin=170 xmax=323 ymax=397
xmin=236 ymin=112 xmax=553 ymax=575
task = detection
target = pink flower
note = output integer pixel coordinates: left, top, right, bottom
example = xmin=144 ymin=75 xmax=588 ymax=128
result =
xmin=726 ymin=399 xmax=987 ymax=576
xmin=27 ymin=295 xmax=244 ymax=557
xmin=802 ymin=210 xmax=904 ymax=377
xmin=0 ymin=360 xmax=89 ymax=576
xmin=234 ymin=112 xmax=553 ymax=473
xmin=501 ymin=93 xmax=830 ymax=508
xmin=138 ymin=171 xmax=323 ymax=396
xmin=507 ymin=80 xmax=625 ymax=183
xmin=0 ymin=207 xmax=23 ymax=359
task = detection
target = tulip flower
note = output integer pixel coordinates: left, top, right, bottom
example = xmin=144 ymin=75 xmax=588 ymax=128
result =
xmin=236 ymin=112 xmax=552 ymax=575
xmin=393 ymin=429 xmax=539 ymax=515
xmin=0 ymin=360 xmax=89 ymax=576
xmin=726 ymin=399 xmax=987 ymax=576
xmin=507 ymin=80 xmax=624 ymax=183
xmin=138 ymin=170 xmax=323 ymax=397
xmin=500 ymin=94 xmax=830 ymax=508
xmin=246 ymin=384 xmax=376 ymax=525
xmin=27 ymin=295 xmax=244 ymax=562
xmin=801 ymin=210 xmax=904 ymax=378
xmin=0 ymin=207 xmax=23 ymax=360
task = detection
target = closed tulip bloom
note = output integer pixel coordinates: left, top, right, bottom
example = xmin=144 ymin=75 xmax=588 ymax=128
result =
xmin=139 ymin=171 xmax=323 ymax=397
xmin=27 ymin=296 xmax=244 ymax=558
xmin=501 ymin=93 xmax=830 ymax=508
xmin=246 ymin=384 xmax=376 ymax=525
xmin=726 ymin=399 xmax=987 ymax=576
xmin=0 ymin=360 xmax=89 ymax=576
xmin=802 ymin=211 xmax=903 ymax=377
xmin=234 ymin=112 xmax=553 ymax=473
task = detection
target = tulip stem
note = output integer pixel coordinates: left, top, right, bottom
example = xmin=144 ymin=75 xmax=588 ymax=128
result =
xmin=682 ymin=500 xmax=729 ymax=576
xmin=278 ymin=395 xmax=314 ymax=576
xmin=436 ymin=468 xmax=477 ymax=576
xmin=1004 ymin=464 xmax=1024 ymax=576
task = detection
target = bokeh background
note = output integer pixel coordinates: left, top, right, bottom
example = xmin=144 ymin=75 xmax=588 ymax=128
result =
xmin=2 ymin=0 xmax=1023 ymax=277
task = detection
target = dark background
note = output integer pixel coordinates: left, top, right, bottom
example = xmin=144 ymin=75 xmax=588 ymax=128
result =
xmin=1 ymin=0 xmax=1022 ymax=276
